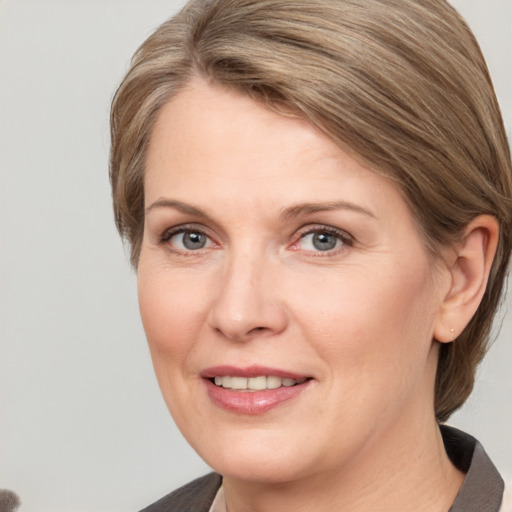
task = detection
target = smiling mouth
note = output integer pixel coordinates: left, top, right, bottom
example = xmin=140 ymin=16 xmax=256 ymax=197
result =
xmin=204 ymin=369 xmax=313 ymax=413
xmin=211 ymin=375 xmax=309 ymax=391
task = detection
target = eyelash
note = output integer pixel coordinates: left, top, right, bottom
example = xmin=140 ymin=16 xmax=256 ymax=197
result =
xmin=158 ymin=224 xmax=354 ymax=256
xmin=159 ymin=224 xmax=217 ymax=255
xmin=291 ymin=225 xmax=354 ymax=256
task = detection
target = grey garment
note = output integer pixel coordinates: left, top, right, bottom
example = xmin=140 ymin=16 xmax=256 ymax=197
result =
xmin=140 ymin=473 xmax=221 ymax=512
xmin=444 ymin=426 xmax=504 ymax=512
xmin=140 ymin=425 xmax=504 ymax=512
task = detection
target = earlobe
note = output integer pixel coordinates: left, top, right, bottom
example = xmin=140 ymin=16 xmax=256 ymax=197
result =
xmin=434 ymin=215 xmax=499 ymax=344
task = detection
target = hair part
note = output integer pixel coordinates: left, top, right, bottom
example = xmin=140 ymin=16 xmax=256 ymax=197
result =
xmin=110 ymin=0 xmax=512 ymax=421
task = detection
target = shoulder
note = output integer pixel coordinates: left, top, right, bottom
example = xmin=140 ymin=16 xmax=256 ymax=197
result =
xmin=139 ymin=473 xmax=222 ymax=512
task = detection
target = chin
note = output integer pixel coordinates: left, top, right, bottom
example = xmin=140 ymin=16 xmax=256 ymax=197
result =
xmin=208 ymin=450 xmax=311 ymax=484
xmin=185 ymin=425 xmax=327 ymax=484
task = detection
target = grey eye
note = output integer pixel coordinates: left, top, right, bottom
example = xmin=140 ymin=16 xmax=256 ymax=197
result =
xmin=298 ymin=231 xmax=343 ymax=252
xmin=184 ymin=232 xmax=206 ymax=249
xmin=311 ymin=232 xmax=339 ymax=251
xmin=171 ymin=231 xmax=210 ymax=250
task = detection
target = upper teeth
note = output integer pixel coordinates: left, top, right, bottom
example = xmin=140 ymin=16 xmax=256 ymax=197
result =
xmin=213 ymin=376 xmax=306 ymax=390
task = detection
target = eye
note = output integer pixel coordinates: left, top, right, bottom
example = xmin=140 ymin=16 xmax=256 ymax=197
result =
xmin=163 ymin=228 xmax=214 ymax=251
xmin=292 ymin=227 xmax=352 ymax=254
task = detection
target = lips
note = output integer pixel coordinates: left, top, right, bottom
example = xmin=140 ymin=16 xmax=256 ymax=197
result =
xmin=201 ymin=365 xmax=312 ymax=414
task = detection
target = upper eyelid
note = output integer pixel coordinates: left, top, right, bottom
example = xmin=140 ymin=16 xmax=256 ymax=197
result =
xmin=147 ymin=206 xmax=226 ymax=240
xmin=161 ymin=223 xmax=351 ymax=236
xmin=161 ymin=223 xmax=211 ymax=237
xmin=159 ymin=226 xmax=218 ymax=255
xmin=288 ymin=224 xmax=355 ymax=256
xmin=294 ymin=224 xmax=353 ymax=240
xmin=159 ymin=223 xmax=218 ymax=247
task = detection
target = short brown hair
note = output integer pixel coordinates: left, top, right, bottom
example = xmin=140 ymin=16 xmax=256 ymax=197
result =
xmin=110 ymin=0 xmax=512 ymax=421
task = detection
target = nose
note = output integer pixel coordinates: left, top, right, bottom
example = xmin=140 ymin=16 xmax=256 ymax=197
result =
xmin=207 ymin=249 xmax=288 ymax=342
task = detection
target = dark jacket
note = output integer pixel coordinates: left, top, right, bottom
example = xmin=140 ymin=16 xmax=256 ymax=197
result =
xmin=140 ymin=426 xmax=504 ymax=512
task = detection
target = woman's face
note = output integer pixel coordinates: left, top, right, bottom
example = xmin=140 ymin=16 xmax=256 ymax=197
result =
xmin=138 ymin=79 xmax=450 ymax=484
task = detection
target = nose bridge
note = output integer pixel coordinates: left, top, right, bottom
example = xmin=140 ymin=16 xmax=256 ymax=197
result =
xmin=207 ymin=244 xmax=287 ymax=340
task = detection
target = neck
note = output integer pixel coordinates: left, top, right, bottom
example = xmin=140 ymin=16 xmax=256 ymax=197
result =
xmin=223 ymin=416 xmax=464 ymax=512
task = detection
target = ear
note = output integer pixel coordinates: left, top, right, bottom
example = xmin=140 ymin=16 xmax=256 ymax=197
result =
xmin=434 ymin=215 xmax=499 ymax=343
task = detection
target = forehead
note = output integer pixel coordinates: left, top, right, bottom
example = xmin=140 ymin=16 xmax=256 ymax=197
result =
xmin=146 ymin=79 xmax=340 ymax=177
xmin=145 ymin=79 xmax=415 ymax=231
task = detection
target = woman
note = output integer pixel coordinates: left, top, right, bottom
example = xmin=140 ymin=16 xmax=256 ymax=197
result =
xmin=110 ymin=1 xmax=512 ymax=510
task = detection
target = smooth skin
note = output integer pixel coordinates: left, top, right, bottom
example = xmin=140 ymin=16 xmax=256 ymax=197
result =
xmin=138 ymin=78 xmax=498 ymax=512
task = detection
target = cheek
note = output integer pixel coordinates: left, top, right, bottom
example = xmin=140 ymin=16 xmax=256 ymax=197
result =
xmin=137 ymin=264 xmax=209 ymax=363
xmin=290 ymin=261 xmax=438 ymax=385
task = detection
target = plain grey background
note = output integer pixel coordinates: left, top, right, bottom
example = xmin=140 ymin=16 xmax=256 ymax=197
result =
xmin=0 ymin=1 xmax=510 ymax=511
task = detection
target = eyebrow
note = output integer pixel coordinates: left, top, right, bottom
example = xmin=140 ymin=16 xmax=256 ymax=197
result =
xmin=145 ymin=198 xmax=375 ymax=220
xmin=280 ymin=201 xmax=376 ymax=220
xmin=145 ymin=198 xmax=211 ymax=218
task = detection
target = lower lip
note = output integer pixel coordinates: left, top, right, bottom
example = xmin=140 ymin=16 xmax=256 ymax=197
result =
xmin=204 ymin=379 xmax=311 ymax=415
